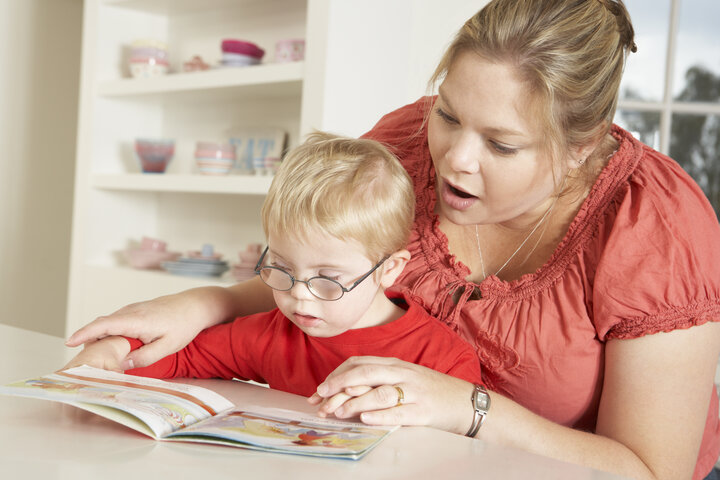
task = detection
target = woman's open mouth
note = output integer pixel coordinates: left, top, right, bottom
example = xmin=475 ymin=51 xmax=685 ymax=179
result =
xmin=440 ymin=179 xmax=478 ymax=211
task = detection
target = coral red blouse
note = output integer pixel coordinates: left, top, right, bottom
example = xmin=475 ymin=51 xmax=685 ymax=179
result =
xmin=363 ymin=97 xmax=720 ymax=478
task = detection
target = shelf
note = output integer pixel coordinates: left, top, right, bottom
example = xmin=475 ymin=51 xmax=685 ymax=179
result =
xmin=103 ymin=0 xmax=261 ymax=16
xmin=97 ymin=62 xmax=304 ymax=99
xmin=91 ymin=173 xmax=273 ymax=195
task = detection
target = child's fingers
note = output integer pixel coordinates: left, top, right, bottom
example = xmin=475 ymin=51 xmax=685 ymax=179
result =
xmin=317 ymin=392 xmax=353 ymax=417
xmin=344 ymin=385 xmax=372 ymax=397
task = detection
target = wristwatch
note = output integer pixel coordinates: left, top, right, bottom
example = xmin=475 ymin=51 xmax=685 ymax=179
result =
xmin=465 ymin=384 xmax=490 ymax=437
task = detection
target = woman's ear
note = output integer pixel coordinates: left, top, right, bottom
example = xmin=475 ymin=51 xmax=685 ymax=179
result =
xmin=567 ymin=124 xmax=608 ymax=169
xmin=379 ymin=249 xmax=411 ymax=288
xmin=567 ymin=142 xmax=597 ymax=169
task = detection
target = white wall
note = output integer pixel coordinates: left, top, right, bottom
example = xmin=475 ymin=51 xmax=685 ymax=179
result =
xmin=0 ymin=0 xmax=83 ymax=336
xmin=0 ymin=0 xmax=480 ymax=336
xmin=305 ymin=0 xmax=485 ymax=137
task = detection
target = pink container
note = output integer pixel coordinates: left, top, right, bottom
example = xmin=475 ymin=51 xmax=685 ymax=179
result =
xmin=124 ymin=248 xmax=181 ymax=269
xmin=140 ymin=236 xmax=167 ymax=251
xmin=128 ymin=40 xmax=169 ymax=78
xmin=135 ymin=139 xmax=174 ymax=173
xmin=195 ymin=141 xmax=236 ymax=175
xmin=275 ymin=39 xmax=305 ymax=63
xmin=221 ymin=39 xmax=264 ymax=60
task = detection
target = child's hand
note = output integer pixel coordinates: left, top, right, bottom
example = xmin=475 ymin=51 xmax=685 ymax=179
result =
xmin=63 ymin=336 xmax=132 ymax=373
xmin=309 ymin=386 xmax=373 ymax=418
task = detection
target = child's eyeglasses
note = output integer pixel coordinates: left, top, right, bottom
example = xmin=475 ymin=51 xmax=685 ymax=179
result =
xmin=254 ymin=246 xmax=388 ymax=301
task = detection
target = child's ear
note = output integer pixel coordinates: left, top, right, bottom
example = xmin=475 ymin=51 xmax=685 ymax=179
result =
xmin=380 ymin=249 xmax=411 ymax=288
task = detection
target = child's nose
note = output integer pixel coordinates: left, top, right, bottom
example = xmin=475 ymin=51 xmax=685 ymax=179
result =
xmin=290 ymin=280 xmax=315 ymax=300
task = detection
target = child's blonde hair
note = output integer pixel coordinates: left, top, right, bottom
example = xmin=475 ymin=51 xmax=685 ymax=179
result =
xmin=262 ymin=131 xmax=415 ymax=262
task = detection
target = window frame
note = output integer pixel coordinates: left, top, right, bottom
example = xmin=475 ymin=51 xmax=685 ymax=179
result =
xmin=616 ymin=0 xmax=720 ymax=155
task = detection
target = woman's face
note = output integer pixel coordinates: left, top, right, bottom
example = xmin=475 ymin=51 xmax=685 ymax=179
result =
xmin=428 ymin=52 xmax=562 ymax=228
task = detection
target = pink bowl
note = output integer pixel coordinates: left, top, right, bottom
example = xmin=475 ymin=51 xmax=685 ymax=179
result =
xmin=221 ymin=39 xmax=265 ymax=59
xmin=124 ymin=248 xmax=181 ymax=269
xmin=135 ymin=139 xmax=174 ymax=173
xmin=275 ymin=39 xmax=305 ymax=63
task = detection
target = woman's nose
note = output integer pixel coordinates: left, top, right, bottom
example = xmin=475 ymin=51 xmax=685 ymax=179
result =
xmin=446 ymin=132 xmax=481 ymax=174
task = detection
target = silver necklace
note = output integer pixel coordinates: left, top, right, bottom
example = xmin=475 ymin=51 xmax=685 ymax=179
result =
xmin=474 ymin=184 xmax=563 ymax=280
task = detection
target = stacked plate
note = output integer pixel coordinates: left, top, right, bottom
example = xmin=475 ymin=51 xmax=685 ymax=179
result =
xmin=162 ymin=244 xmax=229 ymax=277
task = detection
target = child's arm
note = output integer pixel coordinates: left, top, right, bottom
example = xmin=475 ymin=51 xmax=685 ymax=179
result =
xmin=63 ymin=336 xmax=132 ymax=373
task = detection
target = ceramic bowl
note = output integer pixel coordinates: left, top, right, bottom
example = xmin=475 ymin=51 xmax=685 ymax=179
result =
xmin=220 ymin=52 xmax=261 ymax=67
xmin=124 ymin=248 xmax=181 ymax=269
xmin=274 ymin=39 xmax=305 ymax=63
xmin=221 ymin=39 xmax=265 ymax=60
xmin=129 ymin=58 xmax=169 ymax=78
xmin=140 ymin=236 xmax=167 ymax=251
xmin=195 ymin=142 xmax=235 ymax=175
xmin=135 ymin=139 xmax=175 ymax=173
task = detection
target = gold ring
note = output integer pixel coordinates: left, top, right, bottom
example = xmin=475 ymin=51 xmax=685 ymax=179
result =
xmin=394 ymin=385 xmax=404 ymax=406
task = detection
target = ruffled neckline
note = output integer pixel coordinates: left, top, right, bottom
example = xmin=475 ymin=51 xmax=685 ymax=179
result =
xmin=416 ymin=125 xmax=644 ymax=300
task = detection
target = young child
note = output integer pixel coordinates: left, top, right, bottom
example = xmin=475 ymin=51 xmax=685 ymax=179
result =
xmin=66 ymin=132 xmax=482 ymax=407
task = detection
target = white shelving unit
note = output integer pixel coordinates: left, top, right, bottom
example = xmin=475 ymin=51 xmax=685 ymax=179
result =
xmin=66 ymin=0 xmax=482 ymax=336
xmin=67 ymin=0 xmax=318 ymax=335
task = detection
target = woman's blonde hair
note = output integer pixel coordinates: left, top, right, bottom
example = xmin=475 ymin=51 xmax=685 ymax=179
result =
xmin=262 ymin=131 xmax=415 ymax=262
xmin=431 ymin=0 xmax=637 ymax=163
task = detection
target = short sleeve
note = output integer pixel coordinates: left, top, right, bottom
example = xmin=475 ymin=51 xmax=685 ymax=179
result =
xmin=361 ymin=97 xmax=431 ymax=154
xmin=592 ymin=146 xmax=720 ymax=340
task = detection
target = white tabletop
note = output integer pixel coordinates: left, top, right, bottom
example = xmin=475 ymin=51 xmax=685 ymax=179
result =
xmin=0 ymin=323 xmax=622 ymax=480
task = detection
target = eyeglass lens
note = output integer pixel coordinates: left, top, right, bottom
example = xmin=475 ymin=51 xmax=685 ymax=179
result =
xmin=258 ymin=268 xmax=344 ymax=300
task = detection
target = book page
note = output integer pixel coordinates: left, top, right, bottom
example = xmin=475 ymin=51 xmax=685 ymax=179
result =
xmin=166 ymin=405 xmax=398 ymax=460
xmin=0 ymin=366 xmax=234 ymax=438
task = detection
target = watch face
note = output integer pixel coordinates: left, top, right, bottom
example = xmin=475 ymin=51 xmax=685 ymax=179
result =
xmin=476 ymin=394 xmax=489 ymax=411
xmin=474 ymin=386 xmax=490 ymax=412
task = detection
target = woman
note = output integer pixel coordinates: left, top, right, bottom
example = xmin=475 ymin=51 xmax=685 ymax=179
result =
xmin=67 ymin=1 xmax=720 ymax=478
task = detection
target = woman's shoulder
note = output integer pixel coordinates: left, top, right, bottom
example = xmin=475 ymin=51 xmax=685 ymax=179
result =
xmin=361 ymin=96 xmax=432 ymax=155
xmin=604 ymin=127 xmax=718 ymax=247
xmin=589 ymin=126 xmax=720 ymax=339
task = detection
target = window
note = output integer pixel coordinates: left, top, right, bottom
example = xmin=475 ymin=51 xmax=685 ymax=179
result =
xmin=615 ymin=0 xmax=720 ymax=215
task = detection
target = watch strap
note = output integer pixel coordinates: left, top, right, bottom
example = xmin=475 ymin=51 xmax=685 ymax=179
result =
xmin=465 ymin=383 xmax=490 ymax=437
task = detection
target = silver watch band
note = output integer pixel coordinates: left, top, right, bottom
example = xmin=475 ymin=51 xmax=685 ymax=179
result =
xmin=465 ymin=384 xmax=490 ymax=437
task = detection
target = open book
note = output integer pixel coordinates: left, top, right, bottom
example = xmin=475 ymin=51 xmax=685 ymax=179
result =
xmin=0 ymin=365 xmax=397 ymax=460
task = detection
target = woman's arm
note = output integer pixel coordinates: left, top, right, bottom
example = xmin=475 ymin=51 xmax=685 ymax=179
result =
xmin=312 ymin=321 xmax=720 ymax=480
xmin=65 ymin=276 xmax=276 ymax=369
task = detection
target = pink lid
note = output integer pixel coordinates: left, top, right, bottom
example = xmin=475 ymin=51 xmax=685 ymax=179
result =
xmin=221 ymin=39 xmax=265 ymax=59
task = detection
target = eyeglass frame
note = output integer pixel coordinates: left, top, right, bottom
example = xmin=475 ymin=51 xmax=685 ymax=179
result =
xmin=253 ymin=246 xmax=389 ymax=301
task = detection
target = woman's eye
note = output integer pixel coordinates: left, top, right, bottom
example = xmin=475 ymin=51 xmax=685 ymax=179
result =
xmin=435 ymin=107 xmax=459 ymax=125
xmin=489 ymin=141 xmax=518 ymax=156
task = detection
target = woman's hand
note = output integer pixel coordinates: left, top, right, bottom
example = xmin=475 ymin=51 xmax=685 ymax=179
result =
xmin=308 ymin=356 xmax=477 ymax=435
xmin=65 ymin=294 xmax=203 ymax=370
xmin=65 ymin=279 xmax=276 ymax=370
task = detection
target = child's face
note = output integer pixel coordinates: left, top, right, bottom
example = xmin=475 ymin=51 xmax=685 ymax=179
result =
xmin=264 ymin=232 xmax=388 ymax=338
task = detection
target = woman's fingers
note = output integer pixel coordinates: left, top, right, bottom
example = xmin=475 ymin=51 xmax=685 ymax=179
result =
xmin=65 ymin=316 xmax=119 ymax=346
xmin=66 ymin=302 xmax=152 ymax=347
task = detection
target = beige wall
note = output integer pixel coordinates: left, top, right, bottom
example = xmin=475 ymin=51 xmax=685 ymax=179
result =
xmin=0 ymin=0 xmax=83 ymax=336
